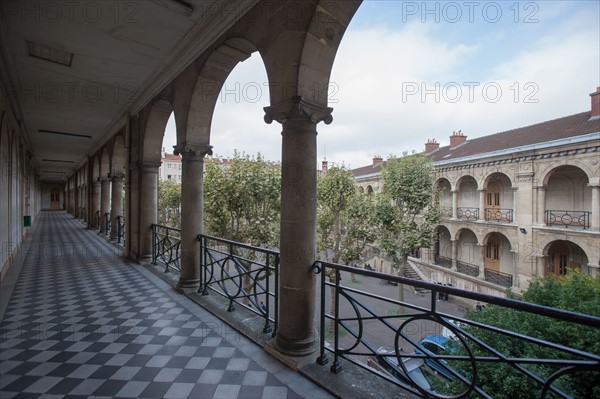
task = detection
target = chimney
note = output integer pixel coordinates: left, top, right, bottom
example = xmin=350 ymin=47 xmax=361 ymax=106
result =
xmin=590 ymin=86 xmax=600 ymax=119
xmin=449 ymin=130 xmax=467 ymax=148
xmin=373 ymin=156 xmax=383 ymax=166
xmin=425 ymin=139 xmax=440 ymax=153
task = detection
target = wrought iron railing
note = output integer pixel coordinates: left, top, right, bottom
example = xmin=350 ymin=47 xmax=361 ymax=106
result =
xmin=457 ymin=207 xmax=479 ymax=220
xmin=117 ymin=216 xmax=125 ymax=245
xmin=457 ymin=261 xmax=479 ymax=277
xmin=197 ymin=234 xmax=279 ymax=336
xmin=151 ymin=224 xmax=181 ymax=272
xmin=485 ymin=208 xmax=513 ymax=223
xmin=313 ymin=261 xmax=600 ymax=399
xmin=434 ymin=255 xmax=453 ymax=269
xmin=545 ymin=210 xmax=590 ymax=229
xmin=440 ymin=207 xmax=453 ymax=218
xmin=484 ymin=268 xmax=513 ymax=288
xmin=104 ymin=212 xmax=111 ymax=236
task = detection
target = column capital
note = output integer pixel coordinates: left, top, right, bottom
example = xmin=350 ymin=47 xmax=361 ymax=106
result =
xmin=109 ymin=173 xmax=125 ymax=182
xmin=264 ymin=96 xmax=333 ymax=125
xmin=173 ymin=143 xmax=213 ymax=158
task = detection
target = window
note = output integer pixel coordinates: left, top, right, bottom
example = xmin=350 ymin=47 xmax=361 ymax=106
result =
xmin=486 ymin=242 xmax=499 ymax=260
xmin=167 ymin=175 xmax=172 ymax=180
xmin=179 ymin=164 xmax=181 ymax=170
xmin=168 ymin=164 xmax=172 ymax=169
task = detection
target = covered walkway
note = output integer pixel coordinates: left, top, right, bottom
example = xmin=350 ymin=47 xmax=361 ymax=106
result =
xmin=0 ymin=211 xmax=331 ymax=398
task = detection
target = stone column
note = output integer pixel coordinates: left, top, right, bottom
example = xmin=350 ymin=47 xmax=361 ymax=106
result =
xmin=589 ymin=183 xmax=600 ymax=230
xmin=478 ymin=189 xmax=486 ymax=221
xmin=451 ymin=190 xmax=458 ymax=219
xmin=110 ymin=174 xmax=125 ymax=241
xmin=92 ymin=181 xmax=101 ymax=228
xmin=99 ymin=178 xmax=111 ymax=234
xmin=536 ymin=186 xmax=546 ymax=226
xmin=512 ymin=188 xmax=518 ymax=223
xmin=138 ymin=161 xmax=159 ymax=261
xmin=451 ymin=239 xmax=458 ymax=269
xmin=265 ymin=97 xmax=332 ymax=356
xmin=174 ymin=144 xmax=212 ymax=291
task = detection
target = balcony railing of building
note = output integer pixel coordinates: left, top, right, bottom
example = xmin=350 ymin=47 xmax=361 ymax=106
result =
xmin=485 ymin=208 xmax=513 ymax=223
xmin=197 ymin=234 xmax=279 ymax=335
xmin=104 ymin=212 xmax=111 ymax=236
xmin=545 ymin=210 xmax=591 ymax=229
xmin=151 ymin=224 xmax=181 ymax=272
xmin=434 ymin=255 xmax=453 ymax=269
xmin=484 ymin=268 xmax=513 ymax=288
xmin=457 ymin=207 xmax=479 ymax=221
xmin=456 ymin=261 xmax=479 ymax=277
xmin=439 ymin=207 xmax=453 ymax=218
xmin=117 ymin=216 xmax=125 ymax=245
xmin=313 ymin=261 xmax=600 ymax=399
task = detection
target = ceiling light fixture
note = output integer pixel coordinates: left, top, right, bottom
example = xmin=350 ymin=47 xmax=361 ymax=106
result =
xmin=38 ymin=130 xmax=92 ymax=139
xmin=27 ymin=41 xmax=73 ymax=66
xmin=154 ymin=0 xmax=193 ymax=17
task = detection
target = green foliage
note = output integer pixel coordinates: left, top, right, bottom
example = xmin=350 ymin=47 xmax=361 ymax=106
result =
xmin=158 ymin=179 xmax=181 ymax=228
xmin=445 ymin=272 xmax=600 ymax=398
xmin=317 ymin=166 xmax=376 ymax=265
xmin=374 ymin=152 xmax=441 ymax=269
xmin=204 ymin=151 xmax=280 ymax=247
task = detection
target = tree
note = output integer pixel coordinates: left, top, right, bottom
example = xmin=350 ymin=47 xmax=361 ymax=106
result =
xmin=203 ymin=152 xmax=281 ymax=305
xmin=442 ymin=272 xmax=600 ymax=398
xmin=203 ymin=151 xmax=280 ymax=246
xmin=317 ymin=166 xmax=376 ymax=331
xmin=158 ymin=179 xmax=182 ymax=228
xmin=374 ymin=152 xmax=441 ymax=308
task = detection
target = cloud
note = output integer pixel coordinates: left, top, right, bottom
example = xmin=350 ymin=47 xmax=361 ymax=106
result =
xmin=163 ymin=2 xmax=599 ymax=170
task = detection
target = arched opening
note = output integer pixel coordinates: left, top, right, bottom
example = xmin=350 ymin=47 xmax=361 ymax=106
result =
xmin=456 ymin=176 xmax=478 ymax=220
xmin=544 ymin=240 xmax=588 ymax=279
xmin=455 ymin=228 xmax=480 ymax=276
xmin=433 ymin=225 xmax=452 ymax=268
xmin=544 ymin=166 xmax=592 ymax=228
xmin=483 ymin=232 xmax=513 ymax=287
xmin=366 ymin=185 xmax=374 ymax=195
xmin=483 ymin=173 xmax=514 ymax=222
xmin=158 ymin=112 xmax=182 ymax=228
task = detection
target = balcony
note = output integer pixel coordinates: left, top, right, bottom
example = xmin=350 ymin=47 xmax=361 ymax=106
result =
xmin=456 ymin=261 xmax=479 ymax=277
xmin=484 ymin=268 xmax=513 ymax=288
xmin=433 ymin=255 xmax=452 ymax=269
xmin=485 ymin=208 xmax=513 ymax=223
xmin=456 ymin=207 xmax=479 ymax=221
xmin=545 ymin=210 xmax=591 ymax=229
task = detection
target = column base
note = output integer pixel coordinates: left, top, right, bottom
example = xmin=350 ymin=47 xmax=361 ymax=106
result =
xmin=176 ymin=278 xmax=200 ymax=293
xmin=273 ymin=330 xmax=318 ymax=357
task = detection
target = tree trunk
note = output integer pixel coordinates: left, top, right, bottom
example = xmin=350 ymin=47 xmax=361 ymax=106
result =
xmin=397 ymin=256 xmax=407 ymax=314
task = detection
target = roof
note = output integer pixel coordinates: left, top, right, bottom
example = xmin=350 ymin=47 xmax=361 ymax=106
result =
xmin=353 ymin=111 xmax=600 ymax=177
xmin=161 ymin=154 xmax=182 ymax=162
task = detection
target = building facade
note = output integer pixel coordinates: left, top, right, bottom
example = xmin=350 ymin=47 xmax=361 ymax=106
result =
xmin=353 ymin=88 xmax=600 ymax=296
xmin=159 ymin=150 xmax=183 ymax=182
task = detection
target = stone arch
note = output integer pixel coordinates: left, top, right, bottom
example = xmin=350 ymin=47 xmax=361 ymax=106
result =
xmin=435 ymin=177 xmax=452 ymax=215
xmin=539 ymin=160 xmax=594 ymax=186
xmin=142 ymin=98 xmax=175 ymax=163
xmin=455 ymin=228 xmax=481 ymax=267
xmin=366 ymin=185 xmax=374 ymax=195
xmin=482 ymin=232 xmax=514 ymax=276
xmin=185 ymin=37 xmax=258 ymax=147
xmin=543 ymin=165 xmax=592 ymax=219
xmin=482 ymin=171 xmax=513 ymax=190
xmin=542 ymin=240 xmax=590 ymax=278
xmin=92 ymin=154 xmax=101 ymax=181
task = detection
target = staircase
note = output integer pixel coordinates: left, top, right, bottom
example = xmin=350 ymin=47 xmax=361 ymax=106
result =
xmin=403 ymin=262 xmax=429 ymax=295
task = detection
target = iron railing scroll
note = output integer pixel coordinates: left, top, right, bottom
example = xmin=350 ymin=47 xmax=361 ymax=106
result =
xmin=457 ymin=207 xmax=479 ymax=221
xmin=484 ymin=268 xmax=513 ymax=288
xmin=485 ymin=208 xmax=514 ymax=223
xmin=313 ymin=260 xmax=600 ymax=399
xmin=151 ymin=224 xmax=181 ymax=272
xmin=198 ymin=234 xmax=279 ymax=336
xmin=104 ymin=213 xmax=111 ymax=236
xmin=545 ymin=210 xmax=590 ymax=229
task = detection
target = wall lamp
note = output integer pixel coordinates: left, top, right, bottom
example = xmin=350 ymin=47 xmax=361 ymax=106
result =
xmin=519 ymin=228 xmax=527 ymax=234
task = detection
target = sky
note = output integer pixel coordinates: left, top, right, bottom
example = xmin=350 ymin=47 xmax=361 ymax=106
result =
xmin=162 ymin=0 xmax=600 ymax=170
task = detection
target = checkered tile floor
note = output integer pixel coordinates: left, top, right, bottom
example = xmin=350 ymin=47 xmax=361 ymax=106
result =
xmin=0 ymin=211 xmax=332 ymax=398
